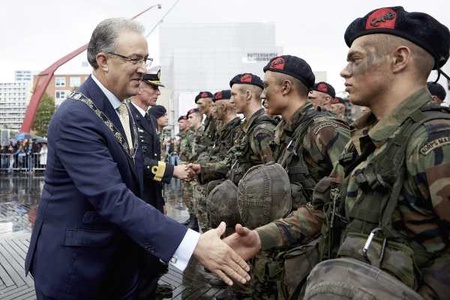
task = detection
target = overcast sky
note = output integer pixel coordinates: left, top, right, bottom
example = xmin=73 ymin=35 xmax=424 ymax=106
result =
xmin=1 ymin=0 xmax=449 ymax=91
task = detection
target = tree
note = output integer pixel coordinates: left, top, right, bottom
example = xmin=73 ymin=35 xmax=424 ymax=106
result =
xmin=32 ymin=93 xmax=56 ymax=137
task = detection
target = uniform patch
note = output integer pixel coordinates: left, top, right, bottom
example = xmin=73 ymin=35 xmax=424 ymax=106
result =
xmin=420 ymin=136 xmax=450 ymax=155
xmin=313 ymin=121 xmax=338 ymax=135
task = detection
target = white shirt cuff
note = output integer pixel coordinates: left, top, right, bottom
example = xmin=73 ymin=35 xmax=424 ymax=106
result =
xmin=170 ymin=229 xmax=200 ymax=271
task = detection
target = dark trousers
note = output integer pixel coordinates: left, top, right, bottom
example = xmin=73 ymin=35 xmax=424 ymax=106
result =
xmin=137 ymin=253 xmax=168 ymax=300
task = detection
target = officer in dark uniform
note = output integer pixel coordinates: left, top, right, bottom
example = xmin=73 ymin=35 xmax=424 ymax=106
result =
xmin=130 ymin=69 xmax=189 ymax=211
xmin=129 ymin=68 xmax=190 ymax=299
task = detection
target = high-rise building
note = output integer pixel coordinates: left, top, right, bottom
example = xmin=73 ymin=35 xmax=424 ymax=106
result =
xmin=0 ymin=82 xmax=30 ymax=133
xmin=158 ymin=22 xmax=282 ymax=134
xmin=15 ymin=70 xmax=33 ymax=83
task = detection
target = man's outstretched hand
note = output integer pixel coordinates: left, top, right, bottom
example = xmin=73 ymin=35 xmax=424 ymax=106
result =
xmin=193 ymin=222 xmax=250 ymax=286
xmin=223 ymin=224 xmax=261 ymax=261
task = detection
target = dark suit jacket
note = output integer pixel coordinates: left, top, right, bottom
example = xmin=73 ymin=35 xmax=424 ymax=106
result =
xmin=129 ymin=103 xmax=173 ymax=212
xmin=25 ymin=76 xmax=187 ymax=299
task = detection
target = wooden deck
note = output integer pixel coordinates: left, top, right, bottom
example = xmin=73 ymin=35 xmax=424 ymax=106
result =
xmin=0 ymin=175 xmax=228 ymax=299
xmin=0 ymin=235 xmax=226 ymax=299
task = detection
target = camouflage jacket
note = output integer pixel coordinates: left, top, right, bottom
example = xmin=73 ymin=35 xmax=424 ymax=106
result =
xmin=195 ymin=115 xmax=219 ymax=157
xmin=200 ymin=109 xmax=276 ymax=185
xmin=208 ymin=116 xmax=242 ymax=161
xmin=178 ymin=129 xmax=191 ymax=163
xmin=158 ymin=131 xmax=169 ymax=162
xmin=256 ymin=89 xmax=450 ymax=298
xmin=189 ymin=125 xmax=205 ymax=163
xmin=273 ymin=102 xmax=350 ymax=208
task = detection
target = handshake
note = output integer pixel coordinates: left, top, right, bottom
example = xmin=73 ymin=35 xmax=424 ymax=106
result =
xmin=173 ymin=163 xmax=202 ymax=181
xmin=193 ymin=222 xmax=262 ymax=286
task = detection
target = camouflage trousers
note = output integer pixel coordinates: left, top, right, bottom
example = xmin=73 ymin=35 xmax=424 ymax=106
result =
xmin=192 ymin=182 xmax=209 ymax=233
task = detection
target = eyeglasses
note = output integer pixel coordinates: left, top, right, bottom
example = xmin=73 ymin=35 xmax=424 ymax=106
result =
xmin=107 ymin=52 xmax=153 ymax=68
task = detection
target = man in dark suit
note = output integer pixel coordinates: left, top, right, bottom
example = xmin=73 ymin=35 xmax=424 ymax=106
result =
xmin=25 ymin=17 xmax=249 ymax=300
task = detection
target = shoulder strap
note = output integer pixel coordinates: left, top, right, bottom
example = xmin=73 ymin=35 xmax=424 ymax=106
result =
xmin=279 ymin=110 xmax=320 ymax=168
xmin=381 ymin=106 xmax=450 ymax=235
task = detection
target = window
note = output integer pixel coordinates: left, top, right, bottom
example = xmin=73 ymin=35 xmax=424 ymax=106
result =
xmin=55 ymin=91 xmax=67 ymax=99
xmin=70 ymin=76 xmax=81 ymax=87
xmin=55 ymin=77 xmax=66 ymax=87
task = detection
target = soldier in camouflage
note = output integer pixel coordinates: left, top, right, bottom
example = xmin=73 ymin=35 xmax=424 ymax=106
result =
xmin=177 ymin=114 xmax=196 ymax=226
xmin=189 ymin=73 xmax=277 ymax=299
xmin=187 ymin=108 xmax=205 ymax=163
xmin=263 ymin=55 xmax=351 ymax=209
xmin=225 ymin=6 xmax=450 ymax=300
xmin=177 ymin=115 xmax=190 ymax=163
xmin=191 ymin=92 xmax=221 ymax=233
xmin=148 ymin=105 xmax=170 ymax=162
xmin=209 ymin=90 xmax=242 ymax=161
xmin=185 ymin=108 xmax=204 ymax=231
xmin=191 ymin=90 xmax=242 ymax=233
xmin=242 ymin=55 xmax=350 ymax=299
xmin=194 ymin=91 xmax=219 ymax=160
xmin=330 ymin=97 xmax=352 ymax=123
xmin=189 ymin=73 xmax=276 ymax=188
xmin=308 ymin=81 xmax=335 ymax=112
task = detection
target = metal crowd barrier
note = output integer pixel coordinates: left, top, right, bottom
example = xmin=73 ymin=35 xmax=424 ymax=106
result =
xmin=0 ymin=153 xmax=46 ymax=173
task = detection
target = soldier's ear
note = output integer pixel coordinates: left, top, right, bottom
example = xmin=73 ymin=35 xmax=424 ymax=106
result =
xmin=391 ymin=45 xmax=411 ymax=73
xmin=281 ymin=79 xmax=292 ymax=95
xmin=245 ymin=89 xmax=252 ymax=101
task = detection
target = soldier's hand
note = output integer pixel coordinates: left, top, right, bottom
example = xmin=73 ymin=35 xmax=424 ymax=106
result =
xmin=223 ymin=224 xmax=261 ymax=261
xmin=173 ymin=165 xmax=190 ymax=180
xmin=187 ymin=163 xmax=201 ymax=174
xmin=193 ymin=222 xmax=250 ymax=286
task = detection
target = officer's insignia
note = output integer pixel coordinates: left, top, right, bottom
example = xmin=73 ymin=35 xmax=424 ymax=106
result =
xmin=420 ymin=136 xmax=450 ymax=155
xmin=270 ymin=57 xmax=285 ymax=70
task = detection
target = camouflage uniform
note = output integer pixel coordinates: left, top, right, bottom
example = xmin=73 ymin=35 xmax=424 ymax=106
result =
xmin=273 ymin=102 xmax=350 ymax=208
xmin=202 ymin=108 xmax=276 ymax=297
xmin=199 ymin=108 xmax=276 ymax=185
xmin=178 ymin=129 xmax=194 ymax=214
xmin=193 ymin=117 xmax=242 ymax=233
xmin=209 ymin=116 xmax=242 ymax=161
xmin=253 ymin=102 xmax=350 ymax=299
xmin=190 ymin=125 xmax=205 ymax=163
xmin=256 ymin=89 xmax=450 ymax=299
xmin=196 ymin=115 xmax=219 ymax=161
xmin=159 ymin=131 xmax=170 ymax=162
xmin=187 ymin=125 xmax=207 ymax=231
xmin=178 ymin=129 xmax=193 ymax=164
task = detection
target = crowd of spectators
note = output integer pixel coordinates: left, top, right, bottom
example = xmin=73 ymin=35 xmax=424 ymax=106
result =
xmin=0 ymin=139 xmax=48 ymax=174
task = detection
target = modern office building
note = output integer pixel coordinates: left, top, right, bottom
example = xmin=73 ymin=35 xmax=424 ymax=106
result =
xmin=0 ymin=82 xmax=31 ymax=133
xmin=158 ymin=22 xmax=283 ymax=134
